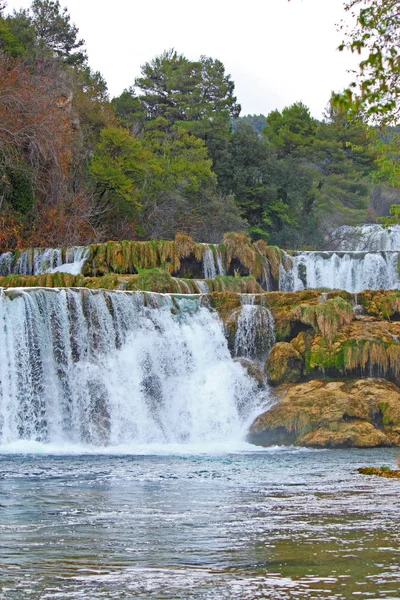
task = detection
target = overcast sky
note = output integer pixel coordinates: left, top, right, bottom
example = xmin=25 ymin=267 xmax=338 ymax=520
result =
xmin=5 ymin=0 xmax=357 ymax=118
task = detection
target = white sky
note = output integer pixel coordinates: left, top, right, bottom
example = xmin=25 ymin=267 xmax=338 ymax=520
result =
xmin=5 ymin=0 xmax=357 ymax=119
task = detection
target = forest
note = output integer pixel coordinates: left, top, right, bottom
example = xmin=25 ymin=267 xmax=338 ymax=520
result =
xmin=0 ymin=0 xmax=397 ymax=251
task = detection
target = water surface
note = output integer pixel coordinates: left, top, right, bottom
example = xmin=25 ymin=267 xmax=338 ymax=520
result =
xmin=1 ymin=447 xmax=400 ymax=599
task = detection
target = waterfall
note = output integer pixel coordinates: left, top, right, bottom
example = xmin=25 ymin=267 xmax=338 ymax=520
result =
xmin=194 ymin=280 xmax=210 ymax=293
xmin=202 ymin=245 xmax=225 ymax=279
xmin=234 ymin=295 xmax=276 ymax=360
xmin=202 ymin=246 xmax=217 ymax=279
xmin=0 ymin=288 xmax=266 ymax=448
xmin=0 ymin=246 xmax=89 ymax=276
xmin=216 ymin=248 xmax=225 ymax=275
xmin=331 ymin=224 xmax=400 ymax=251
xmin=280 ymin=251 xmax=400 ymax=293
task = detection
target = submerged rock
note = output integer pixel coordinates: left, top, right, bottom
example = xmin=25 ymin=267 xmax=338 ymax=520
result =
xmin=248 ymin=379 xmax=400 ymax=448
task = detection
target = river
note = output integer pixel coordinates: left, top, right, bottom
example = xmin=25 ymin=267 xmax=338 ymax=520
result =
xmin=1 ymin=447 xmax=400 ymax=599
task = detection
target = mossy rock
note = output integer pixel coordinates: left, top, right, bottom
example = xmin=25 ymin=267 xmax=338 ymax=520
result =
xmin=305 ymin=318 xmax=400 ymax=381
xmin=358 ymin=467 xmax=400 ymax=478
xmin=248 ymin=378 xmax=400 ymax=448
xmin=207 ymin=292 xmax=242 ymax=322
xmin=294 ymin=296 xmax=354 ymax=342
xmin=265 ymin=342 xmax=304 ymax=385
xmin=358 ymin=290 xmax=400 ymax=320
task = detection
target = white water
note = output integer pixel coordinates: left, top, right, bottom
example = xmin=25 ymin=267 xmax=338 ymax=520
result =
xmin=0 ymin=288 xmax=269 ymax=448
xmin=194 ymin=280 xmax=210 ymax=293
xmin=0 ymin=246 xmax=89 ymax=276
xmin=331 ymin=224 xmax=400 ymax=251
xmin=202 ymin=245 xmax=225 ymax=279
xmin=280 ymin=251 xmax=400 ymax=293
xmin=234 ymin=295 xmax=276 ymax=360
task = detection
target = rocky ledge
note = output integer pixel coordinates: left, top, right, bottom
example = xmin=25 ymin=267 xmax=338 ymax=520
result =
xmin=248 ymin=379 xmax=400 ymax=448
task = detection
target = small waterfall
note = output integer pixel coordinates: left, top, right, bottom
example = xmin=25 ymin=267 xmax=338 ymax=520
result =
xmin=194 ymin=280 xmax=210 ymax=294
xmin=331 ymin=225 xmax=400 ymax=251
xmin=216 ymin=248 xmax=225 ymax=276
xmin=49 ymin=246 xmax=89 ymax=275
xmin=280 ymin=251 xmax=400 ymax=293
xmin=0 ymin=288 xmax=266 ymax=447
xmin=0 ymin=246 xmax=89 ymax=276
xmin=202 ymin=245 xmax=217 ymax=279
xmin=202 ymin=245 xmax=225 ymax=279
xmin=234 ymin=295 xmax=276 ymax=360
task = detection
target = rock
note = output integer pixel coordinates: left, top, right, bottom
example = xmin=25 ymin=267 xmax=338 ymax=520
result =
xmin=358 ymin=466 xmax=400 ymax=478
xmin=248 ymin=378 xmax=400 ymax=448
xmin=305 ymin=318 xmax=400 ymax=381
xmin=299 ymin=421 xmax=390 ymax=448
xmin=265 ymin=342 xmax=303 ymax=385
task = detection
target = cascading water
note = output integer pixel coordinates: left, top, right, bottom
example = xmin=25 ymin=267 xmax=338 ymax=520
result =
xmin=194 ymin=280 xmax=210 ymax=293
xmin=234 ymin=295 xmax=276 ymax=361
xmin=280 ymin=251 xmax=400 ymax=293
xmin=331 ymin=224 xmax=400 ymax=251
xmin=202 ymin=245 xmax=225 ymax=279
xmin=0 ymin=246 xmax=89 ymax=276
xmin=0 ymin=288 xmax=267 ymax=449
xmin=202 ymin=247 xmax=217 ymax=279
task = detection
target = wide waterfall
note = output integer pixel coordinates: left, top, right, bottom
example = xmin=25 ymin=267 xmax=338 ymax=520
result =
xmin=0 ymin=246 xmax=89 ymax=276
xmin=0 ymin=288 xmax=267 ymax=449
xmin=280 ymin=251 xmax=400 ymax=293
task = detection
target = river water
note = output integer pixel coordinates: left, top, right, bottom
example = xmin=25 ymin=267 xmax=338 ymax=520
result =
xmin=1 ymin=446 xmax=400 ymax=599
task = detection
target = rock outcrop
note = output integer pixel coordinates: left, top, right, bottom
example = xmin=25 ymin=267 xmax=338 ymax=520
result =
xmin=248 ymin=379 xmax=400 ymax=448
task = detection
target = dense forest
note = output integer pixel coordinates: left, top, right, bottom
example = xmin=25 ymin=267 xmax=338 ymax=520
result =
xmin=0 ymin=0 xmax=397 ymax=251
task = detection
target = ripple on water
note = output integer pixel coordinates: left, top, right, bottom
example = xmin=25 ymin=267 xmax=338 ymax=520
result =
xmin=1 ymin=448 xmax=400 ymax=599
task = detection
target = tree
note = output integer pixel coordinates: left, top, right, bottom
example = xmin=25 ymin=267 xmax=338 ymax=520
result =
xmin=0 ymin=57 xmax=73 ymax=206
xmin=263 ymin=102 xmax=317 ymax=157
xmin=29 ymin=0 xmax=86 ymax=65
xmin=89 ymin=126 xmax=149 ymax=221
xmin=133 ymin=49 xmax=240 ymax=133
xmin=336 ymin=0 xmax=400 ymax=126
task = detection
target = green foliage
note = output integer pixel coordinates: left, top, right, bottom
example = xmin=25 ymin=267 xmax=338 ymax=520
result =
xmin=264 ymin=102 xmax=317 ymax=157
xmin=336 ymin=0 xmax=399 ymax=126
xmin=133 ymin=49 xmax=240 ymax=135
xmin=0 ymin=2 xmax=388 ymax=249
xmin=233 ymin=114 xmax=267 ymax=135
xmin=89 ymin=126 xmax=148 ymax=217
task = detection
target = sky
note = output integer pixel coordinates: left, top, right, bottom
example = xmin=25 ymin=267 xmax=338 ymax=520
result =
xmin=5 ymin=0 xmax=358 ymax=119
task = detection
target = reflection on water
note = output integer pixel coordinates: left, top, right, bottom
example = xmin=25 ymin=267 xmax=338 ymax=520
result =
xmin=1 ymin=447 xmax=400 ymax=599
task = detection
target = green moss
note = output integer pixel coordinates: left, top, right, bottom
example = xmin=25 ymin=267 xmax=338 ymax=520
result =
xmin=358 ymin=467 xmax=400 ymax=478
xmin=297 ymin=297 xmax=354 ymax=342
xmin=207 ymin=291 xmax=242 ymax=319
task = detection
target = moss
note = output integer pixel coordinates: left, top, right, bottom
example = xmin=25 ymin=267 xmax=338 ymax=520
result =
xmin=358 ymin=290 xmax=400 ymax=320
xmin=207 ymin=291 xmax=241 ymax=320
xmin=249 ymin=379 xmax=399 ymax=448
xmin=207 ymin=275 xmax=262 ymax=294
xmin=358 ymin=467 xmax=400 ymax=478
xmin=266 ymin=342 xmax=304 ymax=385
xmin=296 ymin=297 xmax=354 ymax=343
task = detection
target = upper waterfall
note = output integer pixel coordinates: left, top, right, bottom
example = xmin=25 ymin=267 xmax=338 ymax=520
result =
xmin=280 ymin=251 xmax=400 ymax=293
xmin=0 ymin=288 xmax=267 ymax=449
xmin=330 ymin=224 xmax=400 ymax=252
